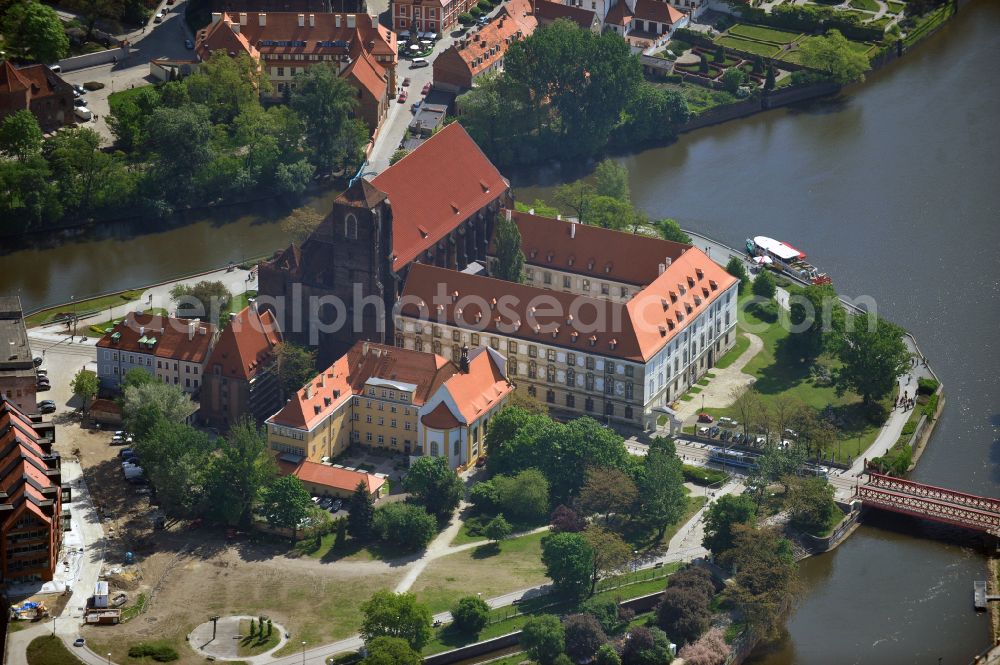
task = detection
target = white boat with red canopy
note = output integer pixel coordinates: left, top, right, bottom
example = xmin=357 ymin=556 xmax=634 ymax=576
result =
xmin=746 ymin=236 xmax=832 ymax=285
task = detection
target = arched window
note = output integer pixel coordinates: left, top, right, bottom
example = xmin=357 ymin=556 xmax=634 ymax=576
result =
xmin=345 ymin=213 xmax=358 ymax=239
xmin=430 ymin=441 xmax=439 ymax=456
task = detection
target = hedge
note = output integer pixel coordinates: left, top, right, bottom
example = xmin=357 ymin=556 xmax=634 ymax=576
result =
xmin=916 ymin=378 xmax=939 ymax=395
xmin=682 ymin=464 xmax=729 ymax=486
xmin=922 ymin=394 xmax=939 ymax=419
xmin=128 ymin=643 xmax=178 ymax=662
xmin=738 ymin=5 xmax=886 ymax=43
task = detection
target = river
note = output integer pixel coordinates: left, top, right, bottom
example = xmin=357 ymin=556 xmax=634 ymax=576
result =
xmin=3 ymin=2 xmax=999 ymax=662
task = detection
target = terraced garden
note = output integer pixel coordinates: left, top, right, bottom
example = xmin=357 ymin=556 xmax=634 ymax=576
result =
xmin=715 ymin=23 xmax=878 ymax=68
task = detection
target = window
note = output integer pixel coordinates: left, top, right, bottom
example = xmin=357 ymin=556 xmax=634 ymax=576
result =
xmin=586 ymin=373 xmax=595 ymax=391
xmin=405 ymin=422 xmax=412 ymax=430
xmin=566 ymin=369 xmax=575 ymax=386
xmin=605 ymin=402 xmax=614 ymax=416
xmin=528 ymin=361 xmax=537 ymax=379
xmin=566 ymin=393 xmax=575 ymax=408
xmin=526 ymin=269 xmax=534 ymax=281
xmin=605 ymin=380 xmax=614 ymax=395
xmin=625 ymin=365 xmax=634 ymax=377
xmin=567 ymin=353 xmax=576 ymax=366
xmin=582 ymin=279 xmax=590 ymax=291
xmin=366 ymin=415 xmax=372 ymax=423
xmin=547 ymin=365 xmax=556 ymax=382
xmin=508 ymin=341 xmax=518 ymax=354
xmin=471 ymin=333 xmax=480 ymax=346
xmin=366 ymin=432 xmax=373 ymax=442
xmin=586 ymin=357 xmax=595 ymax=370
xmin=378 ymin=417 xmax=384 ymax=425
xmin=490 ymin=337 xmax=499 ymax=349
xmin=625 ymin=406 xmax=633 ymax=419
xmin=546 ymin=390 xmax=555 ymax=403
xmin=625 ymin=382 xmax=633 ymax=399
xmin=563 ymin=276 xmax=571 ymax=288
xmin=277 ymin=67 xmax=285 ymax=76
xmin=606 ymin=361 xmax=615 ymax=374
xmin=453 ymin=330 xmax=461 ymax=342
xmin=543 ymin=272 xmax=552 ymax=285
xmin=509 ymin=360 xmax=518 ymax=375
xmin=391 ymin=405 xmax=397 ymax=413
xmin=546 ymin=349 xmax=556 ymax=362
xmin=391 ymin=437 xmax=397 ymax=446
xmin=527 ymin=385 xmax=537 ymax=397
xmin=391 ymin=419 xmax=397 ymax=428
xmin=378 ymin=403 xmax=384 ymax=411
xmin=585 ymin=397 xmax=594 ymax=412
xmin=431 ymin=441 xmax=439 ymax=456
xmin=621 ymin=287 xmax=629 ymax=298
xmin=528 ymin=346 xmax=537 ymax=358
xmin=453 ymin=439 xmax=460 ymax=456
xmin=378 ymin=435 xmax=385 ymax=444
xmin=601 ymin=283 xmax=610 ymax=296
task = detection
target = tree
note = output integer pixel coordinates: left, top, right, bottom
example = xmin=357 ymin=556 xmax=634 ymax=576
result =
xmin=678 ymin=628 xmax=730 ymax=665
xmin=667 ymin=566 xmax=715 ymax=600
xmin=389 ymin=149 xmax=410 ymax=166
xmin=593 ymin=159 xmax=630 ymax=202
xmin=702 ymin=494 xmax=757 ymax=556
xmin=451 ymin=596 xmax=490 ymax=635
xmin=579 ymin=596 xmax=622 ymax=634
xmin=121 ymin=368 xmax=153 ymax=390
xmin=0 ymin=110 xmax=42 ymax=163
xmin=654 ymin=218 xmax=691 ymax=244
xmin=136 ymin=420 xmax=213 ymax=515
xmin=361 ymin=636 xmax=422 ymax=665
xmin=373 ymin=502 xmax=437 ymax=551
xmin=184 ymin=51 xmax=270 ymax=124
xmin=722 ymin=68 xmax=749 ymax=94
xmin=0 ymin=155 xmax=61 ymax=228
xmin=348 ymin=481 xmax=376 ymax=541
xmin=719 ymin=525 xmax=798 ymax=639
xmin=108 ymin=85 xmax=160 ymax=152
xmin=730 ymin=385 xmax=761 ymax=442
xmin=143 ymin=104 xmax=215 ymax=204
xmin=280 ymin=206 xmax=324 ymax=243
xmin=714 ymin=45 xmax=725 ymax=63
xmin=541 ymin=531 xmax=594 ymax=598
xmin=274 ymin=342 xmax=317 ymax=397
xmin=122 ymin=381 xmax=193 ymax=436
xmin=492 ymin=469 xmax=549 ymax=523
xmin=70 ymin=369 xmax=98 ymax=414
xmin=250 ymin=617 xmax=257 ymax=637
xmin=833 ymin=315 xmax=910 ymax=405
xmin=699 ymin=52 xmax=709 ymax=74
xmin=751 ymin=270 xmax=776 ymax=300
xmin=170 ymin=280 xmax=232 ymax=320
xmin=291 ymin=64 xmax=368 ymax=173
xmin=45 ymin=127 xmax=134 ymax=215
xmin=404 ymin=455 xmax=464 ymax=519
xmin=553 ymin=180 xmax=595 ymax=223
xmin=564 ymin=613 xmax=608 ymax=661
xmin=360 ymin=591 xmax=433 ymax=650
xmin=578 ymin=467 xmax=638 ymax=521
xmin=550 ymin=504 xmax=586 ymax=533
xmin=260 ymin=475 xmax=312 ymax=536
xmin=483 ymin=513 xmax=513 ymax=544
xmin=521 ymin=615 xmax=565 ymax=665
xmin=786 ymin=476 xmax=839 ymax=534
xmin=725 ymin=257 xmax=749 ymax=294
xmin=492 ymin=212 xmax=525 ymax=283
xmin=583 ymin=195 xmax=640 ymax=231
xmin=583 ymin=525 xmax=632 ymax=595
xmin=621 ymin=626 xmax=673 ymax=665
xmin=657 ymin=587 xmax=710 ymax=646
xmin=618 ymin=83 xmax=689 ymax=146
xmin=749 ymin=440 xmax=807 ymax=495
xmin=639 ymin=437 xmax=687 ymax=538
xmin=2 ymin=1 xmax=69 ymax=62
xmin=596 ymin=643 xmax=622 ymax=665
xmin=789 ymin=284 xmax=840 ymax=360
xmin=202 ymin=418 xmax=275 ymax=525
xmin=764 ymin=65 xmax=776 ymax=92
xmin=797 ymin=30 xmax=870 ymax=84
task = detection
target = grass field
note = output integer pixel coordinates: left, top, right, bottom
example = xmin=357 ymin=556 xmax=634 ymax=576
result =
xmin=673 ymin=83 xmax=741 ymax=115
xmin=411 ymin=532 xmax=550 ymax=614
xmin=237 ymin=619 xmax=281 ymax=656
xmin=620 ymin=493 xmax=708 ymax=551
xmin=715 ymin=35 xmax=782 ymax=57
xmin=715 ymin=333 xmax=751 ymax=369
xmin=887 ymin=0 xmax=905 ymax=12
xmin=849 ymin=0 xmax=879 ymax=11
xmin=728 ymin=23 xmax=802 ymax=44
xmin=27 ymin=636 xmax=85 ymax=665
xmin=26 ymin=290 xmax=144 ymax=327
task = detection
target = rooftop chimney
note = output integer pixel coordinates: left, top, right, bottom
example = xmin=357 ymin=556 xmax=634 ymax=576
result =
xmin=211 ymin=12 xmax=222 ymax=24
xmin=309 ymin=13 xmax=315 ymax=26
xmin=259 ymin=12 xmax=266 ymax=26
xmin=658 ymin=263 xmax=666 ymax=275
xmin=238 ymin=12 xmax=247 ymax=25
xmin=336 ymin=15 xmax=341 ymax=27
xmin=297 ymin=13 xmax=305 ymax=27
xmin=570 ymin=220 xmax=576 ymax=239
xmin=459 ymin=345 xmax=470 ymax=373
xmin=347 ymin=14 xmax=356 ymax=28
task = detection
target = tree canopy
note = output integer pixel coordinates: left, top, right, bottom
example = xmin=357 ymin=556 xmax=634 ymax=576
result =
xmin=372 ymin=502 xmax=438 ymax=551
xmin=521 ymin=615 xmax=566 ymax=665
xmin=360 ymin=591 xmax=433 ymax=650
xmin=259 ymin=475 xmax=313 ymax=534
xmin=719 ymin=525 xmax=798 ymax=639
xmin=70 ymin=369 xmax=98 ymax=412
xmin=492 ymin=212 xmax=525 ymax=283
xmin=2 ymin=1 xmax=69 ymax=63
xmin=798 ymin=30 xmax=870 ymax=84
xmin=833 ymin=314 xmax=909 ymax=404
xmin=0 ymin=110 xmax=43 ymax=163
xmin=541 ymin=531 xmax=594 ymax=598
xmin=702 ymin=494 xmax=757 ymax=555
xmin=274 ymin=342 xmax=317 ymax=397
xmin=290 ymin=63 xmax=369 ymax=173
xmin=404 ymin=455 xmax=464 ymax=519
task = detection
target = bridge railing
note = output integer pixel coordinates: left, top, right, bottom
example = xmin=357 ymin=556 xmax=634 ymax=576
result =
xmin=857 ymin=486 xmax=1000 ymax=535
xmin=865 ymin=473 xmax=1000 ymax=513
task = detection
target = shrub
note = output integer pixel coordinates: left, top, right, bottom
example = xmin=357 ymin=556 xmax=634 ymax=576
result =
xmin=578 ymin=597 xmax=621 ymax=634
xmin=657 ymin=586 xmax=710 ymax=645
xmin=477 ymin=0 xmax=492 ymax=10
xmin=451 ymin=596 xmax=490 ymax=634
xmin=682 ymin=465 xmax=729 ymax=486
xmin=916 ymin=377 xmax=939 ymax=395
xmin=722 ymin=67 xmax=749 ymax=93
xmin=564 ymin=613 xmax=608 ymax=661
xmin=470 ymin=6 xmax=482 ymax=17
xmin=550 ymin=504 xmax=586 ymax=533
xmin=678 ymin=628 xmax=730 ymax=665
xmin=459 ymin=12 xmax=475 ymax=24
xmin=128 ymin=642 xmax=179 ymax=662
xmin=664 ymin=74 xmax=683 ymax=83
xmin=922 ymin=393 xmax=939 ymax=419
xmin=84 ymin=81 xmax=105 ymax=91
xmin=373 ymin=503 xmax=437 ymax=551
xmin=596 ymin=644 xmax=622 ymax=665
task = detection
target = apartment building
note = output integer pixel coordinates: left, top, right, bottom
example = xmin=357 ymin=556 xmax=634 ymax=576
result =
xmin=266 ymin=341 xmax=511 ymax=471
xmin=0 ymin=399 xmax=64 ymax=585
xmin=96 ymin=312 xmax=217 ymax=395
xmin=0 ymin=297 xmax=36 ymax=416
xmin=397 ymin=214 xmax=739 ymax=430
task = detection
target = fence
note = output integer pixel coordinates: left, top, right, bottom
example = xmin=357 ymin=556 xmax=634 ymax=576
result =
xmin=57 ymin=43 xmax=131 ymax=72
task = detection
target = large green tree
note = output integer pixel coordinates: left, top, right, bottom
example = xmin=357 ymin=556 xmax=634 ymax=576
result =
xmin=638 ymin=437 xmax=687 ymax=537
xmin=274 ymin=342 xmax=317 ymax=397
xmin=361 ymin=636 xmax=422 ymax=665
xmin=788 ymin=283 xmax=841 ymax=360
xmin=0 ymin=156 xmax=60 ymax=230
xmin=137 ymin=420 xmax=214 ymax=515
xmin=290 ymin=64 xmax=368 ymax=173
xmin=403 ymin=455 xmax=464 ymax=519
xmin=185 ymin=51 xmax=270 ymax=125
xmin=541 ymin=531 xmax=594 ymax=598
xmin=122 ymin=381 xmax=193 ymax=436
xmin=833 ymin=315 xmax=910 ymax=404
xmin=786 ymin=476 xmax=839 ymax=534
xmin=259 ymin=475 xmax=313 ymax=535
xmin=45 ymin=127 xmax=134 ymax=215
xmin=360 ymin=591 xmax=433 ymax=650
xmin=2 ymin=1 xmax=69 ymax=62
xmin=451 ymin=596 xmax=490 ymax=635
xmin=521 ymin=615 xmax=566 ymax=665
xmin=0 ymin=110 xmax=43 ymax=162
xmin=70 ymin=369 xmax=98 ymax=414
xmin=797 ymin=30 xmax=870 ymax=84
xmin=372 ymin=502 xmax=437 ymax=551
xmin=725 ymin=257 xmax=749 ymax=294
xmin=142 ymin=104 xmax=215 ymax=204
xmin=202 ymin=418 xmax=275 ymax=526
xmin=654 ymin=218 xmax=692 ymax=244
xmin=582 ymin=525 xmax=632 ymax=595
xmin=348 ymin=481 xmax=376 ymax=541
xmin=593 ymin=159 xmax=630 ymax=202
xmin=108 ymin=85 xmax=161 ymax=152
xmin=492 ymin=212 xmax=525 ymax=283
xmin=702 ymin=494 xmax=757 ymax=556
xmin=719 ymin=525 xmax=798 ymax=639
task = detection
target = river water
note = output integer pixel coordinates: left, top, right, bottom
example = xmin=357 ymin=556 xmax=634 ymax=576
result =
xmin=3 ymin=2 xmax=999 ymax=661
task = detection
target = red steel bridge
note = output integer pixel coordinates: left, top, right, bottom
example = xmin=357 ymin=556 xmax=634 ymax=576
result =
xmin=855 ymin=473 xmax=1000 ymax=537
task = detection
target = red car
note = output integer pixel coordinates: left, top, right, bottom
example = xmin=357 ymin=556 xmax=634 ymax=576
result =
xmin=421 ymin=82 xmax=432 ymax=95
xmin=402 ymin=77 xmax=411 ymax=87
xmin=398 ymin=91 xmax=408 ymax=103
xmin=697 ymin=413 xmax=714 ymax=423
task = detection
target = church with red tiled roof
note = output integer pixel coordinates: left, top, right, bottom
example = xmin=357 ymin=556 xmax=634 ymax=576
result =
xmin=258 ymin=122 xmax=512 ymax=365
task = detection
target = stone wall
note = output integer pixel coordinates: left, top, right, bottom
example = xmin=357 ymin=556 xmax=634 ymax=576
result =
xmin=57 ymin=43 xmax=130 ymax=72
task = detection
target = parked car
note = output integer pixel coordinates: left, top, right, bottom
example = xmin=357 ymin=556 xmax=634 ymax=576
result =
xmin=33 ymin=356 xmax=43 ymax=367
xmin=36 ymin=368 xmax=48 ymax=376
xmin=38 ymin=401 xmax=57 ymax=414
xmin=410 ymin=100 xmax=422 ymax=114
xmin=73 ymin=97 xmax=88 ymax=108
xmin=319 ymin=497 xmax=333 ymax=509
xmin=402 ymin=77 xmax=411 ymax=86
xmin=697 ymin=413 xmax=714 ymax=423
xmin=119 ymin=448 xmax=135 ymax=458
xmin=421 ymin=82 xmax=431 ymax=95
xmin=398 ymin=90 xmax=407 ymax=103
xmin=330 ymin=499 xmax=343 ymax=512
xmin=153 ymin=11 xmax=163 ymax=22
xmin=74 ymin=106 xmax=92 ymax=121
xmin=718 ymin=417 xmax=737 ymax=427
xmin=36 ymin=382 xmax=51 ymax=392
xmin=411 ymin=58 xmax=429 ymax=68
xmin=184 ymin=38 xmax=194 ymax=49
xmin=72 ymin=84 xmax=86 ymax=96
xmin=311 ymin=496 xmax=321 ymax=504
xmin=74 ymin=637 xmax=85 ymax=647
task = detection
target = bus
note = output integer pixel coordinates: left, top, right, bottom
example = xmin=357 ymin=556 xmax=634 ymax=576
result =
xmin=708 ymin=448 xmax=759 ymax=472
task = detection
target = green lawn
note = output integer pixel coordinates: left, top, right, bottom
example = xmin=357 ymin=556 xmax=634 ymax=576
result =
xmin=620 ymin=492 xmax=708 ymax=551
xmin=410 ymin=532 xmax=550 ymax=614
xmin=781 ymin=37 xmax=874 ymax=65
xmin=25 ymin=290 xmax=144 ymax=328
xmin=238 ymin=618 xmax=281 ymax=656
xmin=715 ymin=35 xmax=782 ymax=57
xmin=108 ymin=85 xmax=157 ymax=111
xmin=674 ymin=83 xmax=741 ymax=115
xmin=727 ymin=23 xmax=802 ymax=44
xmin=715 ymin=333 xmax=751 ymax=369
xmin=849 ymin=0 xmax=879 ymax=12
xmin=26 ymin=636 xmax=84 ymax=665
xmin=700 ymin=296 xmax=891 ymax=463
xmin=887 ymin=0 xmax=905 ymax=12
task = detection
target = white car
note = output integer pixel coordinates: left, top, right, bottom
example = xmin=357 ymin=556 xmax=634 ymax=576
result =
xmin=74 ymin=106 xmax=92 ymax=121
xmin=154 ymin=11 xmax=164 ymax=22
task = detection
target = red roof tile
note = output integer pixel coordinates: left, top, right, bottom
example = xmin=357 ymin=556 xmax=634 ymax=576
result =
xmin=205 ymin=306 xmax=281 ymax=381
xmin=0 ymin=399 xmax=60 ymax=529
xmin=342 ymin=40 xmax=388 ymax=102
xmin=96 ymin=312 xmax=217 ymax=364
xmin=494 ymin=210 xmax=690 ymax=287
xmin=421 ymin=401 xmax=463 ymax=429
xmin=293 ymin=459 xmax=385 ymax=494
xmin=632 ymin=0 xmax=684 ymax=25
xmin=533 ymin=0 xmax=598 ymax=28
xmin=371 ymin=123 xmax=508 ymax=269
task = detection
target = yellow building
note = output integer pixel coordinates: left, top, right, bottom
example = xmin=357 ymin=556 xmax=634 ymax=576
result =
xmin=266 ymin=341 xmax=512 ymax=472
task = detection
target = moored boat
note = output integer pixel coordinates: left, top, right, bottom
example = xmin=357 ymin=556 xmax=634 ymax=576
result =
xmin=746 ymin=236 xmax=832 ymax=285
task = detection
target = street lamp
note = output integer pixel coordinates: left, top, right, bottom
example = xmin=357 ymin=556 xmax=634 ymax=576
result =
xmin=107 ymin=653 xmax=112 ymax=665
xmin=301 ymin=641 xmax=307 ymax=665
xmin=52 ymin=616 xmax=56 ymax=635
